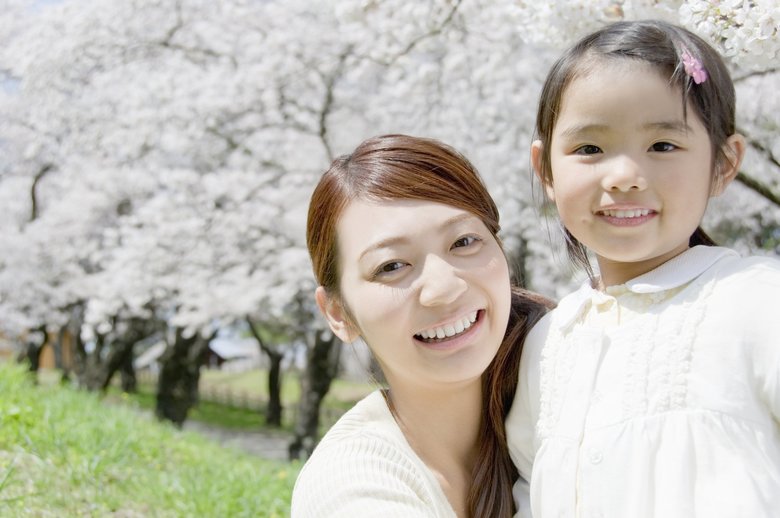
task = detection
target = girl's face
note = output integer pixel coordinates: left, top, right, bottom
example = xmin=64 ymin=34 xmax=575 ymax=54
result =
xmin=535 ymin=58 xmax=739 ymax=286
xmin=318 ymin=198 xmax=511 ymax=391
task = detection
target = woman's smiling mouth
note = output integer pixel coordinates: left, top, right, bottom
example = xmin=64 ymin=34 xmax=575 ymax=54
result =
xmin=414 ymin=310 xmax=480 ymax=344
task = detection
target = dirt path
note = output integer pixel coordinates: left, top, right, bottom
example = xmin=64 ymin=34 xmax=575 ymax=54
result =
xmin=183 ymin=420 xmax=292 ymax=462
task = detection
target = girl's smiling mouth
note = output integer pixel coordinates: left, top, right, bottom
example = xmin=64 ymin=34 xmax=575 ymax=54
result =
xmin=596 ymin=207 xmax=658 ymax=226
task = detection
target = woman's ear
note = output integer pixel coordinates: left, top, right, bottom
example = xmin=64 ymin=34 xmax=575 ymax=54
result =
xmin=711 ymin=133 xmax=746 ymax=196
xmin=315 ymin=286 xmax=358 ymax=343
xmin=531 ymin=140 xmax=555 ymax=202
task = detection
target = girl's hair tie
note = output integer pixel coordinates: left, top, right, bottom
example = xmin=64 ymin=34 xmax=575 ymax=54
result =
xmin=681 ymin=48 xmax=707 ymax=84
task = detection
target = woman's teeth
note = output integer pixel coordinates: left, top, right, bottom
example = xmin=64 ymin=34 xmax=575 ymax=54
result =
xmin=416 ymin=311 xmax=478 ymax=341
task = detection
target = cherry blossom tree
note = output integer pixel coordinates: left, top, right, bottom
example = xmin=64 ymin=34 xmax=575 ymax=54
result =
xmin=0 ymin=0 xmax=777 ymax=451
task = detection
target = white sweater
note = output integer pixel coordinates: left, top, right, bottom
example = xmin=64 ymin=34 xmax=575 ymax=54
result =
xmin=291 ymin=390 xmax=457 ymax=518
xmin=507 ymin=246 xmax=780 ymax=518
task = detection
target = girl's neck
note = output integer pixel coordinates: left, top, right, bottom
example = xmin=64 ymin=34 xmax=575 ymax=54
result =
xmin=596 ymin=244 xmax=691 ymax=288
xmin=385 ymin=379 xmax=482 ymax=517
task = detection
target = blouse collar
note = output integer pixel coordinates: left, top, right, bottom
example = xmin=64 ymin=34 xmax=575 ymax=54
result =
xmin=556 ymin=246 xmax=738 ymax=330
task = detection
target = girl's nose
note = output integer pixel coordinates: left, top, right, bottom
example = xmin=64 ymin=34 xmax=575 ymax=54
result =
xmin=601 ymin=155 xmax=647 ymax=192
xmin=418 ymin=255 xmax=467 ymax=307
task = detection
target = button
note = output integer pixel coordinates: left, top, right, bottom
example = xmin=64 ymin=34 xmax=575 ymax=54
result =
xmin=588 ymin=448 xmax=603 ymax=464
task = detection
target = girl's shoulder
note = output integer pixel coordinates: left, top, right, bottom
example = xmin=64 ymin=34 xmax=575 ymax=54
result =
xmin=533 ymin=281 xmax=595 ymax=328
xmin=723 ymin=252 xmax=780 ymax=272
xmin=708 ymin=251 xmax=780 ymax=289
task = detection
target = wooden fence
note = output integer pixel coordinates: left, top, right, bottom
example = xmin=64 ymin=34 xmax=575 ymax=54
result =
xmin=136 ymin=370 xmax=345 ymax=427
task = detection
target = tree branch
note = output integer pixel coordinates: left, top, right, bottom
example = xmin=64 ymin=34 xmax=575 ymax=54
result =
xmin=378 ymin=0 xmax=464 ymax=66
xmin=30 ymin=163 xmax=54 ymax=222
xmin=736 ymin=172 xmax=780 ymax=207
xmin=733 ymin=68 xmax=779 ymax=82
xmin=245 ymin=315 xmax=281 ymax=359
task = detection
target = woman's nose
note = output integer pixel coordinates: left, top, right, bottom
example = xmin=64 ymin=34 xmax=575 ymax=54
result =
xmin=417 ymin=255 xmax=467 ymax=307
xmin=601 ymin=155 xmax=647 ymax=192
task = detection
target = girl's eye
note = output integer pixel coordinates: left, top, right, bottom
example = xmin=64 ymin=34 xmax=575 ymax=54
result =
xmin=649 ymin=141 xmax=677 ymax=152
xmin=373 ymin=261 xmax=407 ymax=278
xmin=451 ymin=235 xmax=481 ymax=250
xmin=574 ymin=144 xmax=602 ymax=155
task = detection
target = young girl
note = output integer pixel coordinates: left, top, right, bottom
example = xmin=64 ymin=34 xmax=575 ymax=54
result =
xmin=507 ymin=20 xmax=780 ymax=517
xmin=293 ymin=134 xmax=551 ymax=517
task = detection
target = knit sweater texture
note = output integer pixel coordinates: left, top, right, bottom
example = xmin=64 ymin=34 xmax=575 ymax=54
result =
xmin=291 ymin=389 xmax=457 ymax=517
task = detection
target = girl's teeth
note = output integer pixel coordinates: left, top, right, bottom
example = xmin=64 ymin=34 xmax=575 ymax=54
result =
xmin=418 ymin=311 xmax=479 ymax=340
xmin=603 ymin=209 xmax=650 ymax=218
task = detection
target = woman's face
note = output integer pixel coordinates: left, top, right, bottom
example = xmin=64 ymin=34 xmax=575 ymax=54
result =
xmin=319 ymin=198 xmax=511 ymax=391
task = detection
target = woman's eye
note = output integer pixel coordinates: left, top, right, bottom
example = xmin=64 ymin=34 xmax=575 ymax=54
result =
xmin=649 ymin=141 xmax=677 ymax=152
xmin=451 ymin=235 xmax=481 ymax=250
xmin=373 ymin=261 xmax=406 ymax=278
xmin=574 ymin=144 xmax=602 ymax=155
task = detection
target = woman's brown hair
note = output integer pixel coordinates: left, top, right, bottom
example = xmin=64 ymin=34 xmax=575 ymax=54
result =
xmin=306 ymin=134 xmax=552 ymax=517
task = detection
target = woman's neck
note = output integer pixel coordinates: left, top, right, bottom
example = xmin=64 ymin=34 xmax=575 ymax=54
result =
xmin=385 ymin=379 xmax=483 ymax=517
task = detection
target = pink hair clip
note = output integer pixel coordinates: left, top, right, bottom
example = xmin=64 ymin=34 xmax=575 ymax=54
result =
xmin=681 ymin=48 xmax=707 ymax=84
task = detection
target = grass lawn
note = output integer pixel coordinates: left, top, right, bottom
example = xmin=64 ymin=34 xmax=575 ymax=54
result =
xmin=198 ymin=368 xmax=376 ymax=406
xmin=124 ymin=367 xmax=377 ymax=433
xmin=0 ymin=363 xmax=299 ymax=517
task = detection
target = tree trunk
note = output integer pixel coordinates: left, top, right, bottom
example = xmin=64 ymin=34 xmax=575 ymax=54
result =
xmin=53 ymin=326 xmax=72 ymax=384
xmin=97 ymin=339 xmax=136 ymax=391
xmin=510 ymin=234 xmax=530 ymax=287
xmin=72 ymin=330 xmax=87 ymax=386
xmin=119 ymin=349 xmax=137 ymax=393
xmin=76 ymin=317 xmax=158 ymax=392
xmin=21 ymin=325 xmax=48 ymax=375
xmin=266 ymin=352 xmax=283 ymax=426
xmin=68 ymin=305 xmax=87 ymax=384
xmin=288 ymin=331 xmax=340 ymax=461
xmin=155 ymin=328 xmax=213 ymax=427
xmin=80 ymin=332 xmax=107 ymax=390
xmin=246 ymin=316 xmax=284 ymax=427
xmin=53 ymin=327 xmax=65 ymax=370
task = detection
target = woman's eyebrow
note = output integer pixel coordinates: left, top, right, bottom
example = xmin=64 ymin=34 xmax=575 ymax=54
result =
xmin=358 ymin=213 xmax=478 ymax=261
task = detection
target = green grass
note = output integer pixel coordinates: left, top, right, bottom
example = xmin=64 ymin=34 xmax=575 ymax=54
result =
xmin=112 ymin=385 xmax=269 ymax=431
xmin=0 ymin=363 xmax=299 ymax=517
xmin=196 ymin=368 xmax=376 ymax=409
xmin=119 ymin=368 xmax=377 ymax=433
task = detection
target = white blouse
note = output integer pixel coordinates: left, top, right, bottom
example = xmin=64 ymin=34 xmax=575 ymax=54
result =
xmin=507 ymin=246 xmax=780 ymax=518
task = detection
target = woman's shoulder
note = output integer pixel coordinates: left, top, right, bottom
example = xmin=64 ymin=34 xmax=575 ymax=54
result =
xmin=300 ymin=390 xmax=410 ymax=458
xmin=291 ymin=390 xmax=451 ymax=517
xmin=316 ymin=389 xmax=391 ymax=434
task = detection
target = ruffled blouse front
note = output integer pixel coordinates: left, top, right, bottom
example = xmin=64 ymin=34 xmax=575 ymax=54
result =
xmin=507 ymin=246 xmax=780 ymax=518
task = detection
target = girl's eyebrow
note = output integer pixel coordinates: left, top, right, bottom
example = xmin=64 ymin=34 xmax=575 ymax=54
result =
xmin=559 ymin=120 xmax=693 ymax=139
xmin=358 ymin=213 xmax=478 ymax=261
xmin=642 ymin=120 xmax=692 ymax=133
xmin=558 ymin=123 xmax=609 ymax=139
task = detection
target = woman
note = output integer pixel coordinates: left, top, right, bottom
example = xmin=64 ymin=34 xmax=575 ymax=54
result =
xmin=292 ymin=134 xmax=551 ymax=517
